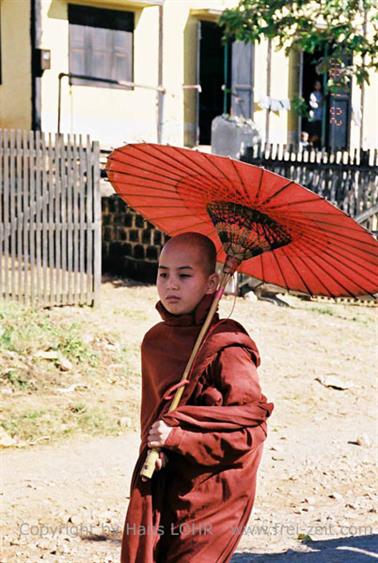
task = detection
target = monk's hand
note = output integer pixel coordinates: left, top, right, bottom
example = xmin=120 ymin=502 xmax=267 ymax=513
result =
xmin=141 ymin=450 xmax=168 ymax=482
xmin=147 ymin=420 xmax=172 ymax=448
xmin=155 ymin=451 xmax=168 ymax=471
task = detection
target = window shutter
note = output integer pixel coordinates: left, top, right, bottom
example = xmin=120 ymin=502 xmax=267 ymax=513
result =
xmin=112 ymin=30 xmax=133 ymax=83
xmin=69 ymin=24 xmax=86 ymax=83
xmin=68 ymin=5 xmax=134 ymax=89
xmin=231 ymin=41 xmax=254 ymax=118
xmin=88 ymin=26 xmax=110 ymax=81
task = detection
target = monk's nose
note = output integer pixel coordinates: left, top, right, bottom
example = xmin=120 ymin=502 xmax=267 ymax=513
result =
xmin=167 ymin=276 xmax=179 ymax=290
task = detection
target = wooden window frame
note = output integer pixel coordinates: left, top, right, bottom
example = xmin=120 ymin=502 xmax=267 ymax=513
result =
xmin=68 ymin=4 xmax=135 ymax=89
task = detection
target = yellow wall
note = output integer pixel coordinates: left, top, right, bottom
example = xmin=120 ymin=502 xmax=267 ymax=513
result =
xmin=0 ymin=0 xmax=32 ymax=129
xmin=39 ymin=0 xmax=240 ymax=148
xmin=41 ymin=0 xmax=161 ymax=147
xmin=1 ymin=0 xmax=377 ymax=148
xmin=38 ymin=0 xmax=245 ymax=147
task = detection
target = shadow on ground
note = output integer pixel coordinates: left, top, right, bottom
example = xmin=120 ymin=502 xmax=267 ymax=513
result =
xmin=232 ymin=534 xmax=378 ymax=562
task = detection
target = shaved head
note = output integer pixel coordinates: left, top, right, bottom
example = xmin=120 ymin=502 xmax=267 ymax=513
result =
xmin=157 ymin=233 xmax=219 ymax=314
xmin=161 ymin=233 xmax=216 ymax=275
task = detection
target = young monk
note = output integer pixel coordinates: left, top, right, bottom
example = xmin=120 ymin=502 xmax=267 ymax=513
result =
xmin=121 ymin=232 xmax=273 ymax=563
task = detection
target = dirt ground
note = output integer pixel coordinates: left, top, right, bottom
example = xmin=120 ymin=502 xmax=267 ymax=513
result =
xmin=1 ymin=279 xmax=377 ymax=562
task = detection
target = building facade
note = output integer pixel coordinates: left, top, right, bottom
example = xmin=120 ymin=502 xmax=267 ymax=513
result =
xmin=0 ymin=0 xmax=377 ymax=149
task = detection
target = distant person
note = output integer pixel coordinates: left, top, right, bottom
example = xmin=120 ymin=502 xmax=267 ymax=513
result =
xmin=308 ymin=80 xmax=324 ymax=148
xmin=120 ymin=232 xmax=273 ymax=562
xmin=299 ymin=131 xmax=312 ymax=150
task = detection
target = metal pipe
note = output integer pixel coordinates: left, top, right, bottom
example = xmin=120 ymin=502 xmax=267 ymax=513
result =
xmin=265 ymin=39 xmax=272 ymax=143
xmin=31 ymin=0 xmax=42 ymax=130
xmin=57 ymin=73 xmax=166 ymax=134
xmin=157 ymin=4 xmax=164 ymax=143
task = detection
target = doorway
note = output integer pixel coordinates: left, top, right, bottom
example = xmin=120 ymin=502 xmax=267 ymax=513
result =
xmin=301 ymin=50 xmax=351 ymax=150
xmin=301 ymin=50 xmax=325 ymax=147
xmin=198 ymin=21 xmax=225 ymax=145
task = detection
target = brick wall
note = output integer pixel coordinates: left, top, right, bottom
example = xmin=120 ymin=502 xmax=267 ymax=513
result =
xmin=102 ymin=195 xmax=169 ymax=282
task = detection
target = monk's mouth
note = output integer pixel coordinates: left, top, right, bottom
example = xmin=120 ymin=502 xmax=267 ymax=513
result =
xmin=166 ymin=296 xmax=180 ymax=302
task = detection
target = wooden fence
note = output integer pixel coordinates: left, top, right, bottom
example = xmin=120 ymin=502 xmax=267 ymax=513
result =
xmin=0 ymin=129 xmax=101 ymax=307
xmin=242 ymin=144 xmax=378 ymax=234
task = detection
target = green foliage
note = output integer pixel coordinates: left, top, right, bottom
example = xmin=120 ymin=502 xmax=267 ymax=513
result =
xmin=291 ymin=95 xmax=310 ymax=118
xmin=219 ymin=0 xmax=378 ymax=87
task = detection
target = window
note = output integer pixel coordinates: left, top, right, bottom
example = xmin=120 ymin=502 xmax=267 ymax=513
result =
xmin=68 ymin=4 xmax=134 ymax=89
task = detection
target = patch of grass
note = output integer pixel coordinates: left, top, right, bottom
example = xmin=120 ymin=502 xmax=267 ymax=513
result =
xmin=118 ymin=309 xmax=148 ymax=321
xmin=0 ymin=301 xmax=97 ymax=366
xmin=310 ymin=306 xmax=337 ymax=316
xmin=1 ymin=368 xmax=33 ymax=390
xmin=0 ymin=401 xmax=129 ymax=443
xmin=56 ymin=328 xmax=98 ymax=366
xmin=1 ymin=408 xmax=57 ymax=441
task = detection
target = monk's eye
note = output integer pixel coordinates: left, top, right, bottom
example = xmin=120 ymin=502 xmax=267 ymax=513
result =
xmin=159 ymin=273 xmax=168 ymax=278
xmin=179 ymin=274 xmax=191 ymax=278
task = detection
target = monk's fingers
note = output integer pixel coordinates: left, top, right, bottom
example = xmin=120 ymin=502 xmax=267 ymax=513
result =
xmin=155 ymin=457 xmax=163 ymax=471
xmin=148 ymin=431 xmax=164 ymax=444
xmin=160 ymin=452 xmax=168 ymax=467
xmin=148 ymin=440 xmax=163 ymax=448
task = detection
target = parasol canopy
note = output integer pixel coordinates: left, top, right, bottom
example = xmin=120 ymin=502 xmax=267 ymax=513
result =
xmin=106 ymin=143 xmax=378 ymax=298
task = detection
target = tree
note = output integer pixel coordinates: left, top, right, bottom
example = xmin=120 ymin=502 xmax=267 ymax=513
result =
xmin=219 ymin=0 xmax=378 ymax=89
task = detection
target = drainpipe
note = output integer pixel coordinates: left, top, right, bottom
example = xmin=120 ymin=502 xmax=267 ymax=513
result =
xmin=157 ymin=4 xmax=164 ymax=144
xmin=265 ymin=39 xmax=272 ymax=143
xmin=31 ymin=0 xmax=42 ymax=130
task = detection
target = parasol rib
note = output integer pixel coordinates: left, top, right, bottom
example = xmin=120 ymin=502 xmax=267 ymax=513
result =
xmin=297 ymin=231 xmax=378 ymax=278
xmin=259 ymin=180 xmax=295 ymax=206
xmin=269 ymin=247 xmax=291 ymax=292
xmin=230 ymin=159 xmax=255 ymax=207
xmin=279 ymin=243 xmax=339 ymax=297
xmin=253 ymin=168 xmax=266 ymax=204
xmin=297 ymin=237 xmax=378 ymax=292
xmin=289 ymin=239 xmax=374 ymax=297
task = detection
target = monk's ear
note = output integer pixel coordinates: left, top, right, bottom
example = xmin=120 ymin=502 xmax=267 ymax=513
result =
xmin=205 ymin=272 xmax=219 ymax=294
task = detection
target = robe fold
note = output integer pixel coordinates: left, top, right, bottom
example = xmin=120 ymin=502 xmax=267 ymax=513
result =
xmin=121 ymin=293 xmax=274 ymax=563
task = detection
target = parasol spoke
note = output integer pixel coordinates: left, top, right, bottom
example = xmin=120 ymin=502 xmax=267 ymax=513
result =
xmin=281 ymin=219 xmax=378 ymax=253
xmin=171 ymin=222 xmax=211 ymax=235
xmin=230 ymin=159 xmax=255 ymax=207
xmin=287 ymin=238 xmax=376 ymax=297
xmin=279 ymin=247 xmax=315 ymax=295
xmin=267 ymin=196 xmax=325 ymax=210
xmin=270 ymin=213 xmax=372 ymax=234
xmin=152 ymin=144 xmax=234 ymax=193
xmin=283 ymin=245 xmax=334 ymax=296
xmin=258 ymin=220 xmax=306 ymax=293
xmin=253 ymin=168 xmax=267 ymax=204
xmin=296 ymin=234 xmax=378 ymax=288
xmin=269 ymin=246 xmax=291 ymax=292
xmin=108 ymin=159 xmax=223 ymax=194
xmin=284 ymin=245 xmax=356 ymax=297
xmin=259 ymin=180 xmax=296 ymax=206
xmin=297 ymin=231 xmax=378 ymax=277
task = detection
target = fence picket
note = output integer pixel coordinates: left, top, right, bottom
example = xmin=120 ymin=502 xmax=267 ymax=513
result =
xmin=86 ymin=135 xmax=93 ymax=304
xmin=0 ymin=129 xmax=101 ymax=306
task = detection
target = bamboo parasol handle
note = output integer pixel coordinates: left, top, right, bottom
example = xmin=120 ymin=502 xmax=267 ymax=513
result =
xmin=140 ymin=270 xmax=233 ymax=479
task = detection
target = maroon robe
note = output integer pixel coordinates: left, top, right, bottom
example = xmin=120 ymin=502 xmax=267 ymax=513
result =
xmin=121 ymin=293 xmax=273 ymax=563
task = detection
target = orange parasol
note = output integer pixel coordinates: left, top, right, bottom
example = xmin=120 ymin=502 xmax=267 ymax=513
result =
xmin=106 ymin=143 xmax=378 ymax=477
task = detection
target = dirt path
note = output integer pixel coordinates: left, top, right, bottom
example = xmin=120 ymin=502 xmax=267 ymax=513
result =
xmin=2 ymin=422 xmax=377 ymax=562
xmin=1 ymin=282 xmax=378 ymax=561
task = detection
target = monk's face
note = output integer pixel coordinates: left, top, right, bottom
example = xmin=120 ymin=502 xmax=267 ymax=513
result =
xmin=157 ymin=242 xmax=219 ymax=315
